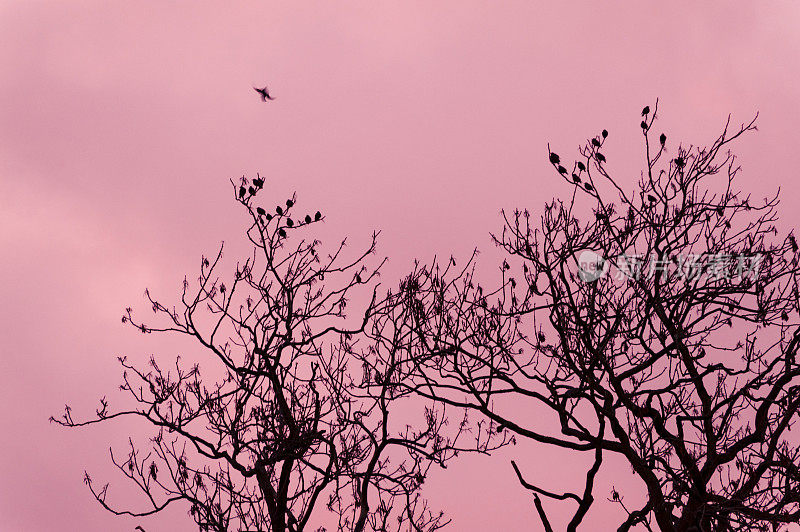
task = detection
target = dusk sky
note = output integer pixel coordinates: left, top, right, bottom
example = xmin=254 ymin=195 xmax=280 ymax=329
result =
xmin=3 ymin=2 xmax=800 ymax=530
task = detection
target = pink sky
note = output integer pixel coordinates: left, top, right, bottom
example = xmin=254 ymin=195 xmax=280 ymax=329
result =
xmin=3 ymin=1 xmax=800 ymax=530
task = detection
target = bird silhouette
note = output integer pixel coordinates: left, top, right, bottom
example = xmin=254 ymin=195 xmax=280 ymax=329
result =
xmin=640 ymin=121 xmax=648 ymax=130
xmin=602 ymin=129 xmax=608 ymax=138
xmin=674 ymin=157 xmax=685 ymax=168
xmin=591 ymin=138 xmax=601 ymax=147
xmin=642 ymin=105 xmax=650 ymax=116
xmin=549 ymin=152 xmax=560 ymax=165
xmin=783 ymin=311 xmax=790 ymax=321
xmin=647 ymin=194 xmax=657 ymax=203
xmin=315 ymin=211 xmax=322 ymax=221
xmin=286 ymin=218 xmax=294 ymax=227
xmin=584 ymin=183 xmax=594 ymax=191
xmin=660 ymin=133 xmax=666 ymax=145
xmin=305 ymin=214 xmax=312 ymax=223
xmin=577 ymin=161 xmax=586 ymax=171
xmin=238 ymin=186 xmax=246 ymax=199
xmin=595 ymin=152 xmax=606 ymax=163
xmin=286 ymin=199 xmax=294 ymax=208
xmin=253 ymin=178 xmax=264 ymax=188
xmin=248 ymin=186 xmax=255 ymax=195
xmin=276 ymin=205 xmax=283 ymax=215
xmin=254 ymin=86 xmax=275 ymax=101
xmin=557 ymin=165 xmax=568 ymax=175
xmin=256 ymin=207 xmax=266 ymax=216
xmin=278 ymin=228 xmax=287 ymax=237
xmin=572 ymin=173 xmax=581 ymax=183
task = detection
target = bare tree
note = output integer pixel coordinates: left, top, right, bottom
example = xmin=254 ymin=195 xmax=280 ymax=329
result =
xmin=383 ymin=104 xmax=800 ymax=531
xmin=53 ymin=178 xmax=484 ymax=532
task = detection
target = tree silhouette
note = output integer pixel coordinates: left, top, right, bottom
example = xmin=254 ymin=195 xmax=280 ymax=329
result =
xmin=52 ymin=179 xmax=494 ymax=532
xmin=382 ymin=104 xmax=800 ymax=531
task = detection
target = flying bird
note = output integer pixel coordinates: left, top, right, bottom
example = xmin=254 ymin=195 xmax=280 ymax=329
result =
xmin=642 ymin=105 xmax=650 ymax=116
xmin=254 ymin=86 xmax=275 ymax=101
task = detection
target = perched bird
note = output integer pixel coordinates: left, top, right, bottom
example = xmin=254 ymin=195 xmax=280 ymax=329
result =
xmin=674 ymin=157 xmax=685 ymax=168
xmin=248 ymin=186 xmax=255 ymax=195
xmin=253 ymin=178 xmax=264 ymax=188
xmin=254 ymin=86 xmax=275 ymax=101
xmin=557 ymin=165 xmax=568 ymax=175
xmin=286 ymin=218 xmax=294 ymax=227
xmin=602 ymin=129 xmax=608 ymax=138
xmin=315 ymin=211 xmax=322 ymax=221
xmin=591 ymin=138 xmax=601 ymax=147
xmin=640 ymin=121 xmax=648 ymax=130
xmin=278 ymin=228 xmax=287 ymax=237
xmin=647 ymin=194 xmax=657 ymax=203
xmin=549 ymin=152 xmax=560 ymax=165
xmin=276 ymin=205 xmax=283 ymax=215
xmin=286 ymin=199 xmax=294 ymax=208
xmin=572 ymin=173 xmax=581 ymax=183
xmin=577 ymin=161 xmax=586 ymax=171
xmin=256 ymin=207 xmax=266 ymax=216
xmin=584 ymin=182 xmax=594 ymax=191
xmin=595 ymin=152 xmax=606 ymax=163
xmin=659 ymin=133 xmax=666 ymax=145
xmin=642 ymin=105 xmax=650 ymax=116
xmin=789 ymin=235 xmax=798 ymax=252
xmin=266 ymin=214 xmax=273 ymax=221
xmin=305 ymin=214 xmax=312 ymax=223
xmin=238 ymin=186 xmax=246 ymax=199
